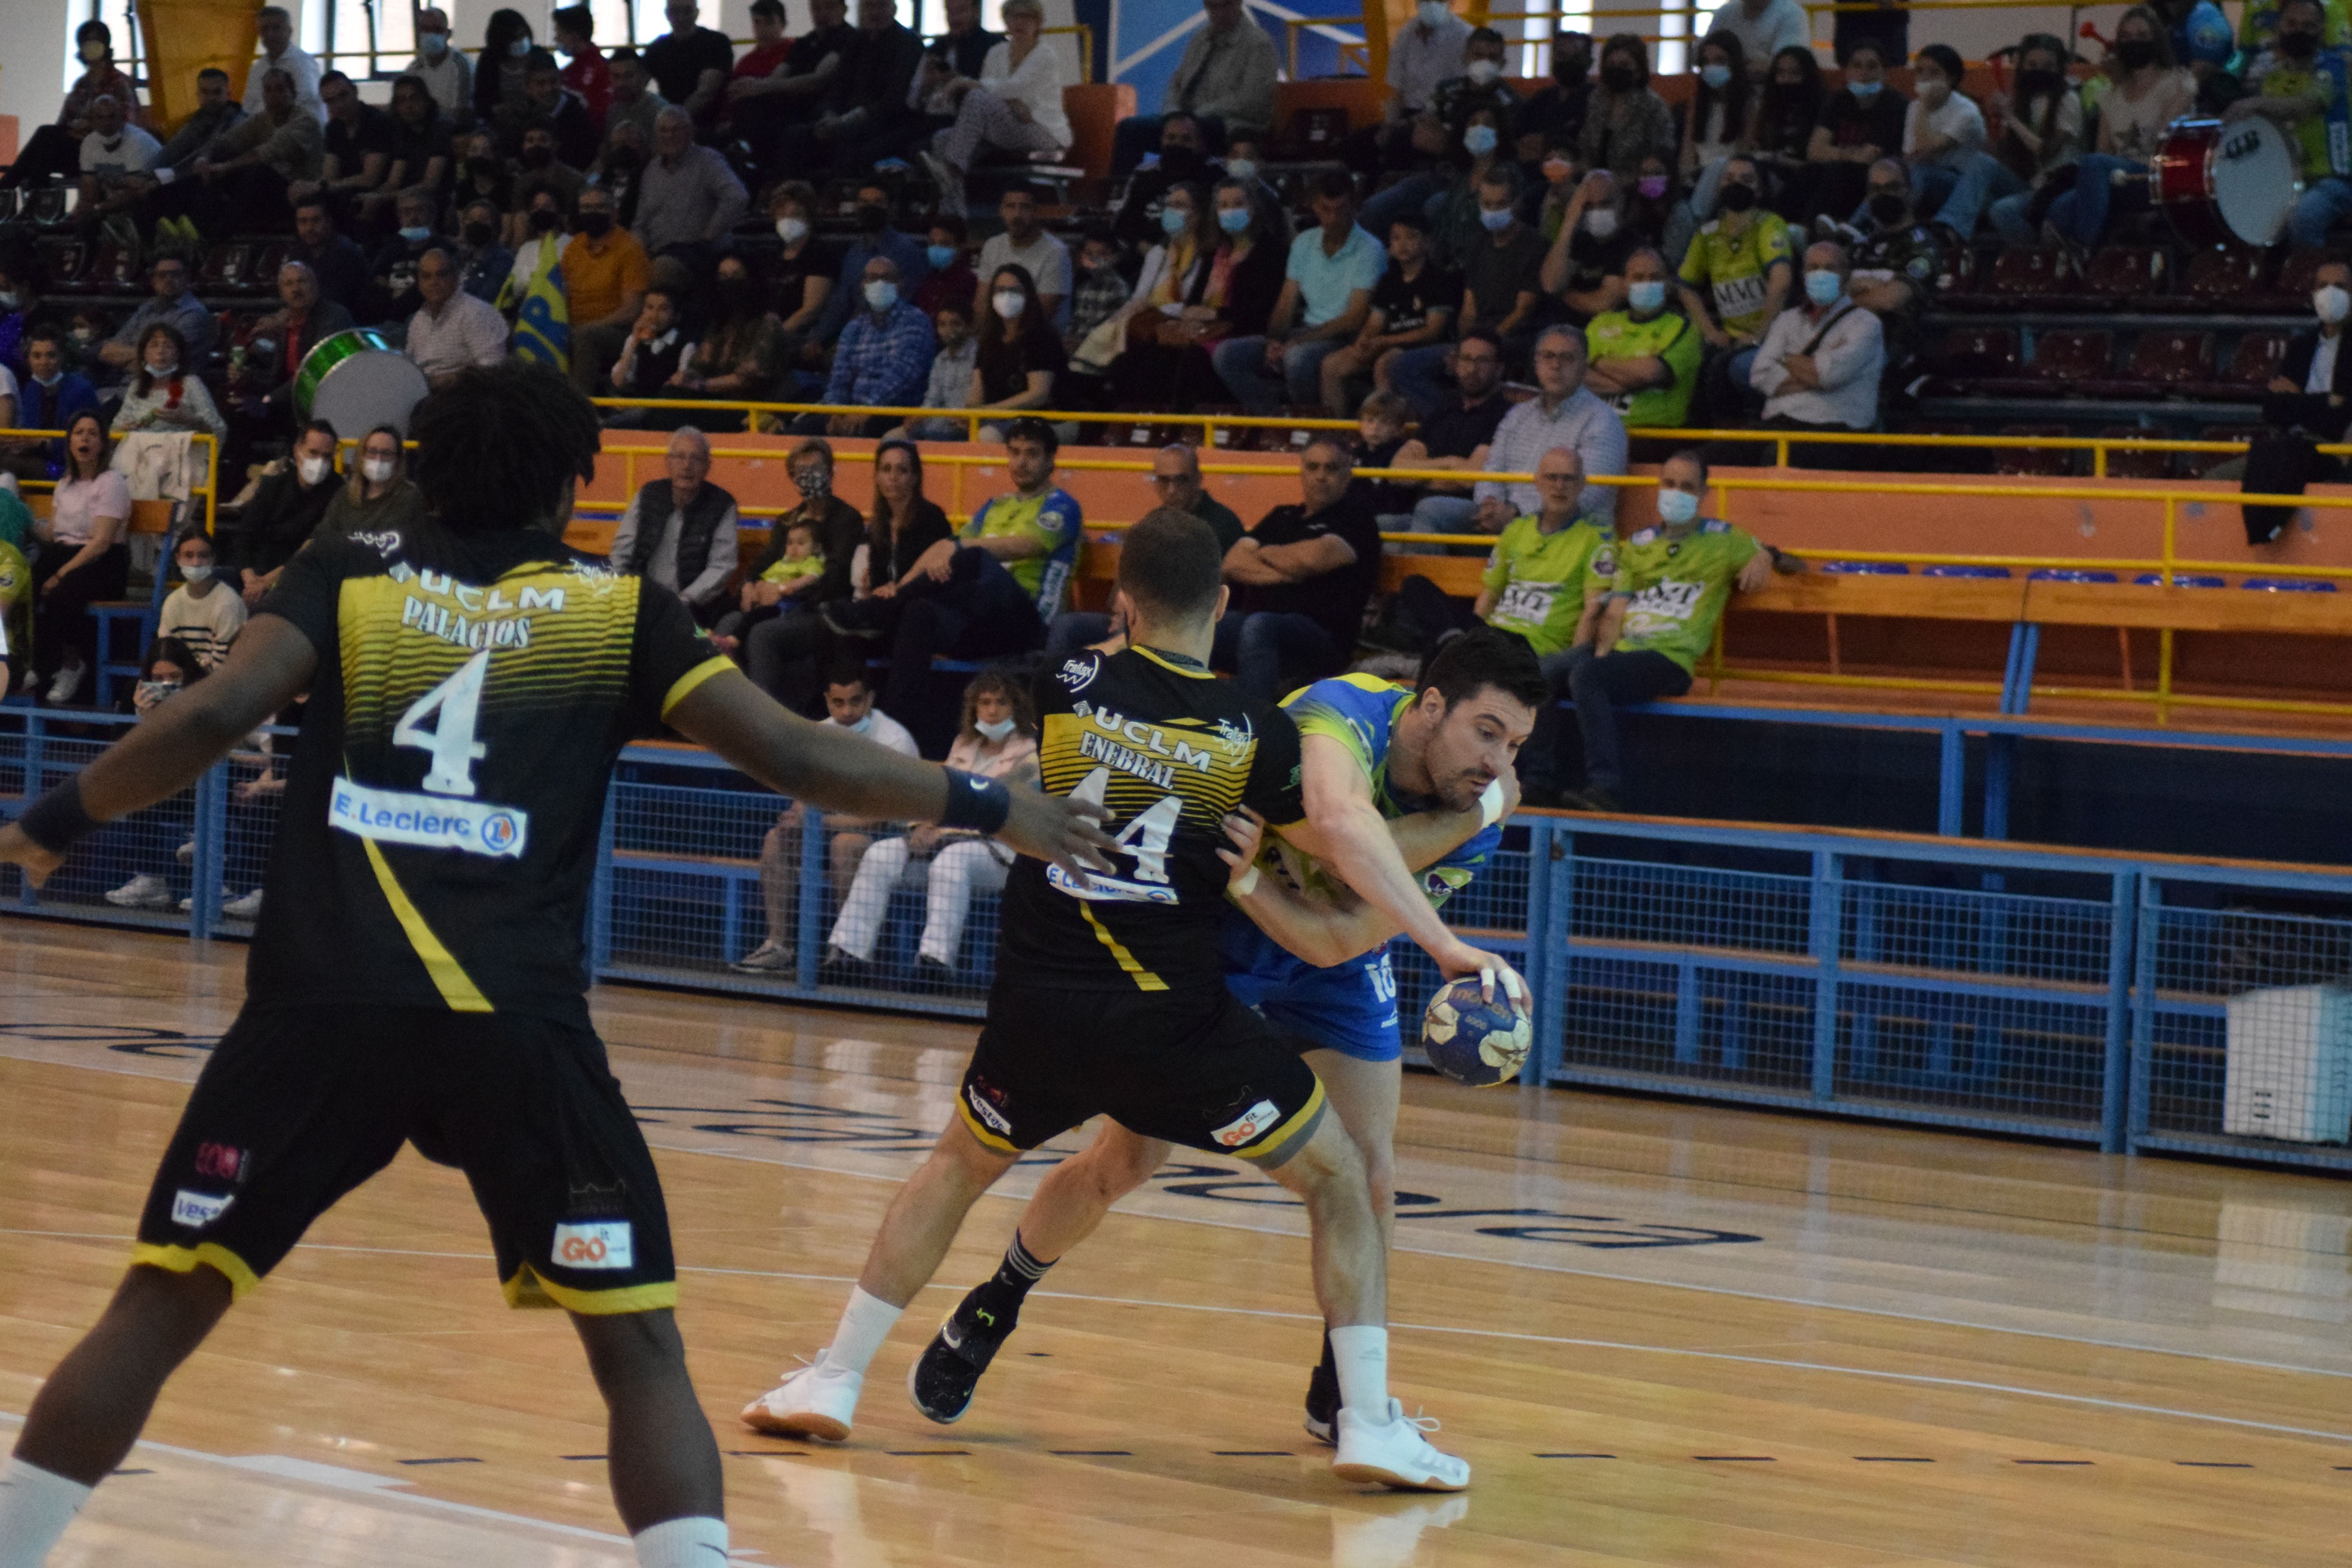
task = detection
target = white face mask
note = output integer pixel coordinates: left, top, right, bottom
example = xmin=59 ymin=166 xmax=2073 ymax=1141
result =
xmin=362 ymin=456 xmax=396 ymax=483
xmin=298 ymin=455 xmax=331 ymax=485
xmin=840 ymin=709 xmax=875 ymax=733
xmin=975 ymin=716 xmax=1017 ymax=742
xmin=1582 ymin=208 xmax=1619 ymax=240
xmin=775 ymin=216 xmax=809 ymax=244
xmin=1466 ymin=58 xmax=1501 ymax=84
xmin=2318 ymin=285 xmax=2351 ymax=325
xmin=1417 ymin=0 xmax=1450 ymax=25
xmin=993 ymin=289 xmax=1026 ymax=319
xmin=180 ymin=561 xmax=214 ymax=583
xmin=1225 ymin=158 xmax=1257 ymax=180
xmin=146 ymin=357 xmax=178 ymax=377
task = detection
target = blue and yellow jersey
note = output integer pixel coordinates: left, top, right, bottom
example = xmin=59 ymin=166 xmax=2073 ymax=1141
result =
xmin=963 ymin=485 xmax=1082 ymax=598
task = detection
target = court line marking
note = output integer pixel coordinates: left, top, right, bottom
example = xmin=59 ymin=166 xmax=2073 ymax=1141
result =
xmin=11 ymin=1230 xmax=2351 ymax=1448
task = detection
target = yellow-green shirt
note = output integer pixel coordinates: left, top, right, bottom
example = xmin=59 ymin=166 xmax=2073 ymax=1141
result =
xmin=963 ymin=485 xmax=1083 ymax=598
xmin=759 ymin=552 xmax=825 ymax=586
xmin=1479 ymin=515 xmax=1618 ymax=657
xmin=1678 ymin=212 xmax=1795 ymax=338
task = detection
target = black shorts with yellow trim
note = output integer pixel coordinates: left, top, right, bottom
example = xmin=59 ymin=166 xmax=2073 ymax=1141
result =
xmin=960 ymin=981 xmax=1326 ymax=1166
xmin=133 ymin=1004 xmax=676 ymax=1316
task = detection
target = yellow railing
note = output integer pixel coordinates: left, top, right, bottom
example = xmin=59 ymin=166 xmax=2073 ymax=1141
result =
xmin=1 ymin=428 xmax=219 ymax=537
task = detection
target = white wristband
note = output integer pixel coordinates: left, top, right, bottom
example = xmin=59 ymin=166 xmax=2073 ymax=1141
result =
xmin=1232 ymin=864 xmax=1260 ymax=897
xmin=1478 ymin=779 xmax=1506 ymax=829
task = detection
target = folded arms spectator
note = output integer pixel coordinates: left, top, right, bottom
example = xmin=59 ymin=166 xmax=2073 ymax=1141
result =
xmin=405 ymin=247 xmax=510 ymax=389
xmin=1751 ymin=240 xmax=1885 ymax=437
xmin=1215 ymin=436 xmax=1383 ymax=699
xmin=1584 ymin=247 xmax=1702 ymax=426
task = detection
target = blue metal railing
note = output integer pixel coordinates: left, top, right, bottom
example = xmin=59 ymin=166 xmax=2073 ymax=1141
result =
xmin=7 ymin=712 xmax=2352 ymax=1173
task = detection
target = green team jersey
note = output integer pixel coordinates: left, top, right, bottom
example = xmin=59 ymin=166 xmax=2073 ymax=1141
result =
xmin=1611 ymin=519 xmax=1760 ymax=673
xmin=1585 ymin=308 xmax=1701 ymax=427
xmin=962 ymin=485 xmax=1082 ymax=599
xmin=758 ymin=552 xmax=825 ymax=586
xmin=2245 ymin=51 xmax=2351 ymax=178
xmin=1678 ymin=212 xmax=1795 ymax=338
xmin=1479 ymin=515 xmax=1618 ymax=657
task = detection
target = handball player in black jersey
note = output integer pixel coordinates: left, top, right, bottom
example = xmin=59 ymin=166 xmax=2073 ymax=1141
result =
xmin=740 ymin=508 xmax=1470 ymax=1492
xmin=0 ymin=363 xmax=1111 ymax=1568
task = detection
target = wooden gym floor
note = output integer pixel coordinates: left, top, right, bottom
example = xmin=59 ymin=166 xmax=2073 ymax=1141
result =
xmin=3 ymin=921 xmax=2350 ymax=1566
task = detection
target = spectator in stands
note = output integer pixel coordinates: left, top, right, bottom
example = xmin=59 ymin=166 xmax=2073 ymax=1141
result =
xmin=605 ymin=49 xmax=669 ymax=154
xmin=1886 ymin=43 xmax=1998 ymax=240
xmin=101 ymin=637 xmax=219 ymax=909
xmin=1679 ymin=154 xmax=1792 ymax=414
xmin=1585 ymin=247 xmax=1702 ymax=426
xmin=5 ymin=328 xmax=100 ymax=481
xmin=1108 ymin=178 xmax=1285 ymax=410
xmin=246 ymin=7 xmax=327 ymax=124
xmin=1566 ymin=449 xmax=1773 ymax=809
xmin=1407 ymin=165 xmax=1543 ymax=406
xmin=1349 ymin=389 xmax=1419 ymax=521
xmin=728 ymin=0 xmax=795 ymax=113
xmin=1516 ymin=32 xmax=1595 ymax=157
xmin=513 ymin=122 xmax=587 ymax=223
xmin=1847 ymin=160 xmax=1940 ymax=370
xmin=235 ymin=261 xmax=355 ymax=430
xmin=808 ymin=183 xmax=932 ymax=358
xmin=182 ymin=68 xmax=325 ymax=236
xmin=1709 ymin=0 xmax=1809 ymax=72
xmin=317 ymin=423 xmax=426 ymax=542
xmin=671 ymin=254 xmax=783 ymax=430
xmin=1389 ymin=330 xmax=1511 ymax=533
xmin=0 ymin=255 xmax=38 ymax=375
xmin=793 ymin=0 xmax=928 ymax=179
xmin=970 ymin=263 xmax=1062 ymax=437
xmin=1360 ymin=85 xmax=1487 ymax=249
xmin=767 ymin=185 xmax=838 ymax=366
xmin=822 ymin=668 xmax=1040 ymax=983
xmin=610 ymin=426 xmax=740 ymax=624
xmin=727 ymin=0 xmax=852 ymax=162
xmin=2186 ymin=3 xmax=2247 ymax=114
xmin=918 ymin=212 xmax=981 ymax=319
xmin=976 ymin=187 xmax=1073 ymax=333
xmin=295 ymin=71 xmax=393 ymax=220
xmin=647 ymin=0 xmax=735 ymax=129
xmin=918 ymin=0 xmax=1065 ymax=217
xmin=901 ymin=303 xmax=979 ymax=440
xmin=455 ymin=199 xmax=514 ymax=302
xmin=604 ymin=284 xmax=695 ymax=423
xmin=1752 ymin=240 xmax=1883 ymax=442
xmin=1114 ymin=114 xmax=1222 ymax=247
xmin=1387 ymin=0 xmax=1474 ymax=142
xmin=552 ymin=5 xmax=614 ymax=131
xmin=2267 ymin=259 xmax=2352 ymax=416
xmin=289 ymin=196 xmax=373 ymax=319
xmin=30 ymin=412 xmax=131 ymax=706
xmin=229 ymin=420 xmax=339 ymax=606
xmin=5 ymin=20 xmax=150 ymax=189
xmin=1477 ymin=323 xmax=1628 ymax=528
xmin=96 ymin=257 xmax=214 ymax=387
xmin=404 ymin=8 xmax=473 ymax=125
xmin=714 ymin=514 xmax=826 ymax=658
xmin=1789 ymin=39 xmax=1904 ymax=226
xmin=111 ymin=325 xmax=227 ymax=441
xmin=1581 ymin=34 xmax=1679 ymax=178
xmin=379 ymin=76 xmax=454 ymax=222
xmin=475 ymin=9 xmax=556 ymax=129
xmin=148 ymin=68 xmax=245 ymax=191
xmin=1214 ymin=171 xmax=1383 ymax=414
xmin=2046 ymin=9 xmax=2193 ymax=254
xmin=939 ymin=0 xmax=1006 ymax=76
xmin=1215 ymin=436 xmax=1381 ymax=699
xmin=1044 ymin=443 xmax=1242 ymax=658
xmin=1318 ymin=212 xmax=1457 ymax=417
xmin=1678 ymin=32 xmax=1757 ymax=240
xmin=503 ymin=59 xmax=598 ymax=171
xmin=737 ymin=668 xmax=921 ymax=974
xmin=1985 ymin=34 xmax=2085 ymax=245
xmin=718 ymin=439 xmax=864 ymax=652
xmin=155 ymin=528 xmax=245 ymax=670
xmin=1428 ymin=105 xmax=1520 ymax=267
xmin=1543 ymin=171 xmax=1637 ymax=325
xmin=450 ymin=130 xmax=515 ymax=235
xmin=2234 ymin=0 xmax=2352 ymax=247
xmin=373 ymin=189 xmax=443 ymax=319
xmin=817 ymin=257 xmax=937 ymax=436
xmin=554 ymin=184 xmax=652 ymax=394
xmin=405 ymin=246 xmax=508 ymax=390
xmin=1114 ymin=0 xmax=1281 ymax=177
xmin=635 ymin=107 xmax=749 ymax=267
xmin=1063 ymin=224 xmax=1135 ymax=370
xmin=1755 ymin=45 xmax=1825 ymax=208
xmin=75 ymin=93 xmax=164 ymax=225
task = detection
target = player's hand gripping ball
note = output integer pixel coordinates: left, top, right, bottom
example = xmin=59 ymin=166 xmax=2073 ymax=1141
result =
xmin=1421 ymin=976 xmax=1532 ymax=1087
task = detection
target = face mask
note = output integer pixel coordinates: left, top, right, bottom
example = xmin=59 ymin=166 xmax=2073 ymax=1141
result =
xmin=71 ymin=327 xmax=95 ymax=344
xmin=521 ymin=145 xmax=555 ymax=169
xmin=399 ymin=224 xmax=433 ymax=242
xmin=32 ymin=370 xmax=60 ymax=388
xmin=0 ymin=292 xmax=20 ymax=311
xmin=760 ymin=217 xmax=803 ymax=249
xmin=1624 ymin=279 xmax=1664 ymax=313
xmin=136 ymin=679 xmax=181 ymax=708
xmin=2317 ymin=285 xmax=2351 ymax=323
xmin=1917 ymin=75 xmax=1950 ymax=103
xmin=2115 ymin=38 xmax=2156 ymax=69
xmin=927 ymin=242 xmax=957 ymax=268
xmin=530 ymin=208 xmax=560 ymax=233
xmin=1636 ymin=173 xmax=1669 ymax=199
xmin=1556 ymin=54 xmax=1590 ymax=85
xmin=1869 ymin=192 xmax=1907 ymax=225
xmin=993 ymin=289 xmax=1026 ymax=319
xmin=1804 ymin=268 xmax=1843 ymax=306
xmin=796 ymin=470 xmax=832 ymax=500
xmin=1464 ymin=123 xmax=1499 ymax=155
xmin=1478 ymin=205 xmax=1514 ymax=232
xmin=865 ymin=279 xmax=898 ymax=312
xmin=1161 ymin=205 xmax=1191 ymax=236
xmin=1218 ymin=205 xmax=1252 ymax=234
xmin=853 ymin=203 xmax=888 ymax=233
xmin=298 ymin=456 xmax=331 ymax=485
xmin=421 ymin=31 xmax=448 ymax=55
xmin=841 ymin=710 xmax=875 ymax=733
xmin=1417 ymin=0 xmax=1449 ymax=25
xmin=180 ymin=562 xmax=214 ymax=583
xmin=1583 ymin=207 xmax=1619 ymax=239
xmin=2282 ymin=29 xmax=2321 ymax=57
xmin=1655 ymin=486 xmax=1699 ymax=525
xmin=1602 ymin=64 xmax=1635 ymax=92
xmin=975 ymin=716 xmax=1017 ymax=742
xmin=81 ymin=42 xmax=109 ymax=64
xmin=578 ymin=211 xmax=613 ymax=237
xmin=1225 ymin=158 xmax=1257 ymax=180
xmin=463 ymin=220 xmax=494 ymax=247
xmin=1467 ymin=58 xmax=1502 ymax=85
xmin=1717 ymin=180 xmax=1757 ymax=212
xmin=362 ymin=456 xmax=396 ymax=483
xmin=2016 ymin=67 xmax=2060 ymax=96
xmin=147 ymin=358 xmax=178 ymax=377
xmin=509 ymin=36 xmax=533 ymax=56
xmin=1700 ymin=62 xmax=1731 ymax=88
xmin=1847 ymin=77 xmax=1882 ymax=98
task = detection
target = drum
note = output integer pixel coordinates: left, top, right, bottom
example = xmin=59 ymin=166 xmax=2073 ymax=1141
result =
xmin=2155 ymin=117 xmax=2301 ymax=249
xmin=292 ymin=327 xmax=429 ymax=436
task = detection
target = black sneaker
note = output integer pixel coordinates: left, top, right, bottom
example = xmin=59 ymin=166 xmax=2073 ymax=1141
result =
xmin=1303 ymin=1357 xmax=1340 ymax=1446
xmin=820 ymin=599 xmax=890 ymax=639
xmin=816 ymin=945 xmax=873 ymax=986
xmin=907 ymin=1284 xmax=1016 ymax=1425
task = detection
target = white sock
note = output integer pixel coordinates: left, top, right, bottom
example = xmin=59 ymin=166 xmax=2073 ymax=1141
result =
xmin=824 ymin=1287 xmax=903 ymax=1377
xmin=1328 ymin=1325 xmax=1390 ymax=1418
xmin=0 ymin=1457 xmax=94 ymax=1568
xmin=632 ymin=1514 xmax=728 ymax=1567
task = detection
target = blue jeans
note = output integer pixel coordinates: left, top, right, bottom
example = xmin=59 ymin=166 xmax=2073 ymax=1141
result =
xmin=2293 ymin=175 xmax=2352 ymax=249
xmin=2045 ymin=153 xmax=2146 ymax=250
xmin=1385 ymin=342 xmax=1456 ymax=418
xmin=1213 ymin=334 xmax=1345 ymax=415
xmin=1566 ymin=647 xmax=1692 ymax=797
xmin=1411 ymin=494 xmax=1479 ymax=533
xmin=1211 ymin=610 xmax=1341 ymax=702
xmin=1359 ymin=170 xmax=1450 ymax=241
xmin=1989 ymin=189 xmax=2040 ymax=247
xmin=1929 ymin=152 xmax=2027 ymax=238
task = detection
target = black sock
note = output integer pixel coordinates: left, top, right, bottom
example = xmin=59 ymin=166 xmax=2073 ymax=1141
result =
xmin=964 ymin=1232 xmax=1054 ymax=1335
xmin=1319 ymin=1328 xmax=1337 ymax=1377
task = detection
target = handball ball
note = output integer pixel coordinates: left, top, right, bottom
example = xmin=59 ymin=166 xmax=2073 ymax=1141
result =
xmin=1421 ymin=977 xmax=1532 ymax=1087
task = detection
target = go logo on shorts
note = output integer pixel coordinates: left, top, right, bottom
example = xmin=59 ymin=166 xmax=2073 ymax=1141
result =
xmin=551 ymin=1220 xmax=634 ymax=1270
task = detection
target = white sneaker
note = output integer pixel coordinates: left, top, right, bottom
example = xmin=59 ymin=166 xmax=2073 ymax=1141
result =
xmin=731 ymin=940 xmax=792 ymax=973
xmin=177 ymin=887 xmax=229 ymax=914
xmin=1332 ymin=1400 xmax=1471 ymax=1492
xmin=222 ymin=889 xmax=263 ymax=919
xmin=46 ymin=661 xmax=86 ymax=705
xmin=106 ymin=873 xmax=172 ymax=909
xmin=740 ymin=1350 xmax=864 ymax=1441
xmin=175 ymin=839 xmax=195 ymax=865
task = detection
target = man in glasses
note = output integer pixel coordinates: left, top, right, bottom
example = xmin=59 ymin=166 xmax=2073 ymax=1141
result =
xmin=96 ymin=256 xmax=217 ymax=386
xmin=1043 ymin=443 xmax=1244 ymax=659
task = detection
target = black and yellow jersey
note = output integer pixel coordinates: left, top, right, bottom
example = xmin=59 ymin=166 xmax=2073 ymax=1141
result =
xmin=246 ymin=524 xmax=731 ymax=1026
xmin=996 ymin=645 xmax=1305 ymax=993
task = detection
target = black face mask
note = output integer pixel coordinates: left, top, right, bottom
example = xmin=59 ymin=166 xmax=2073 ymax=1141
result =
xmin=462 ymin=220 xmax=494 ymax=247
xmin=466 ymin=157 xmax=501 ymax=183
xmin=1602 ymin=63 xmax=1636 ymax=92
xmin=2114 ymin=37 xmax=2156 ymax=69
xmin=713 ymin=277 xmax=752 ymax=314
xmin=1555 ymin=54 xmax=1590 ymax=85
xmin=1717 ymin=181 xmax=1757 ymax=212
xmin=577 ymin=211 xmax=612 ymax=237
xmin=1868 ymin=192 xmax=1907 ymax=225
xmin=1160 ymin=145 xmax=1201 ymax=176
xmin=2281 ymin=28 xmax=2321 ymax=57
xmin=853 ymin=202 xmax=889 ymax=233
xmin=521 ymin=144 xmax=555 ymax=169
xmin=608 ymin=145 xmax=644 ymax=172
xmin=2015 ymin=67 xmax=2060 ymax=97
xmin=529 ymin=207 xmax=560 ymax=233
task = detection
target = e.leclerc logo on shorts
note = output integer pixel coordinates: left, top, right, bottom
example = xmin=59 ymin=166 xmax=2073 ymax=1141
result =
xmin=330 ymin=777 xmax=530 ymax=858
xmin=552 ymin=1221 xmax=634 ymax=1270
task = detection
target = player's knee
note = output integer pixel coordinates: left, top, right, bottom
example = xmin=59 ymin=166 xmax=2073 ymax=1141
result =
xmin=1266 ymin=1117 xmax=1368 ymax=1200
xmin=114 ymin=1263 xmax=234 ymax=1355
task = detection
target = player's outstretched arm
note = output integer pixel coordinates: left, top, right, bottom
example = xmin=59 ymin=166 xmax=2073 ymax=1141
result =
xmin=665 ymin=667 xmax=1112 ymax=879
xmin=1385 ymin=766 xmax=1517 ymax=872
xmin=0 ymin=617 xmax=319 ymax=886
xmin=1220 ymin=811 xmax=1396 ymax=967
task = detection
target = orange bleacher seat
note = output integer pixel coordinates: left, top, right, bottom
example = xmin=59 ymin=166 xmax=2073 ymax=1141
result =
xmin=1993 ymin=424 xmax=2074 ymax=476
xmin=2083 ymin=245 xmax=2166 ymax=303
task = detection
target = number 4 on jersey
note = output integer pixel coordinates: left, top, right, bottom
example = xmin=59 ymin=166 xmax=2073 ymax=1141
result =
xmin=1052 ymin=766 xmax=1182 ymax=902
xmin=394 ymin=650 xmax=490 ymax=796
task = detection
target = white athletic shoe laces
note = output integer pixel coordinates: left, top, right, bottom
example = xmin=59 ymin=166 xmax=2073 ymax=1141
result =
xmin=1332 ymin=1398 xmax=1472 ymax=1492
xmin=740 ymin=1350 xmax=863 ymax=1442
